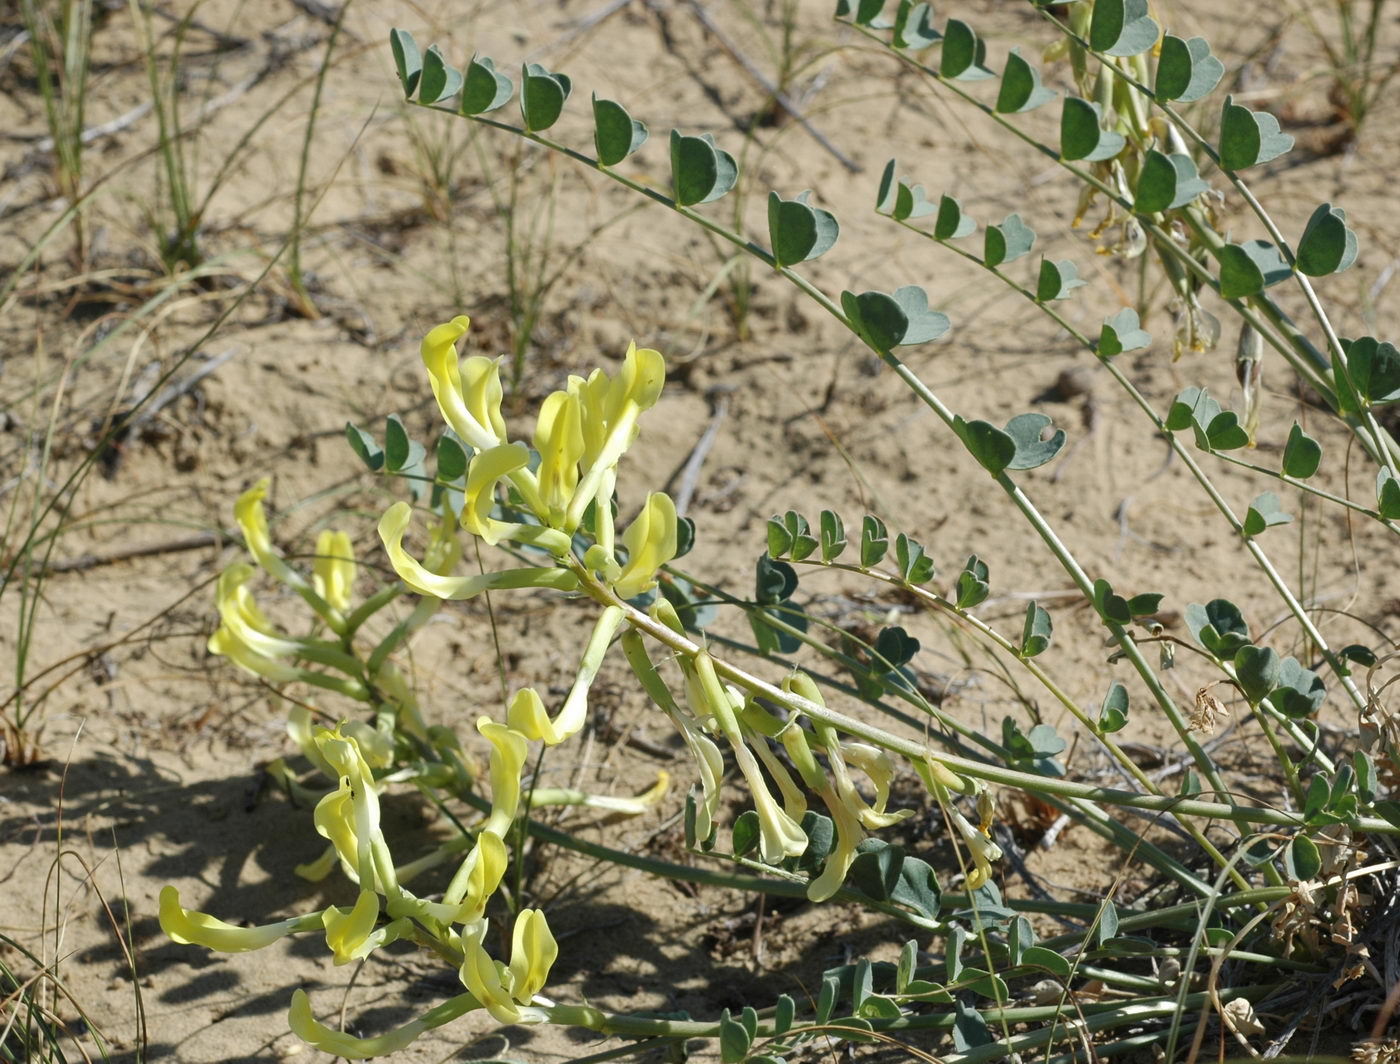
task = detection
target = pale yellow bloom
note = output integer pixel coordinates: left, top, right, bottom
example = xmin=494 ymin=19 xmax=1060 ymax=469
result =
xmin=948 ymin=802 xmax=1003 ymax=890
xmin=508 ymin=908 xmax=558 ymax=1003
xmin=234 ymin=479 xmax=312 ymax=596
xmin=214 ymin=564 xmax=302 ymax=660
xmin=289 ymin=988 xmax=468 ymax=1059
xmin=341 ymin=720 xmax=394 ymax=770
xmin=564 ymin=342 xmax=666 ymax=531
xmin=322 ymin=889 xmax=380 ymax=965
xmin=807 ymin=781 xmax=866 ymax=903
xmin=419 ymin=316 xmax=508 ymax=453
xmin=841 ymin=741 xmax=913 ymax=830
xmin=160 ymin=885 xmax=313 ymax=953
xmin=508 ymin=607 xmax=624 ymax=745
xmin=613 ymin=493 xmax=678 ymax=600
xmin=287 ymin=705 xmax=335 ymax=777
xmin=458 ymin=911 xmax=556 ymax=1025
xmin=378 ymin=503 xmax=578 ymax=600
xmin=312 ymin=530 xmax=356 ymax=614
xmin=312 ymin=725 xmax=393 ymax=892
xmin=477 ymin=717 xmax=528 ymax=837
xmin=207 ymin=624 xmax=302 ymax=684
xmin=442 ymin=829 xmax=508 ymax=921
xmin=690 ymin=654 xmax=806 ymax=863
xmin=312 ymin=784 xmax=364 ymax=884
xmin=533 ymin=390 xmax=585 ymax=526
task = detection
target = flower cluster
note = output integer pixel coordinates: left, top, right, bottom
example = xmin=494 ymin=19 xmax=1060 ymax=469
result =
xmin=173 ymin=315 xmax=1000 ymax=1056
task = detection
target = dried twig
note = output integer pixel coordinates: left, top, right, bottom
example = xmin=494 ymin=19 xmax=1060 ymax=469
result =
xmin=40 ymin=531 xmax=223 ymax=575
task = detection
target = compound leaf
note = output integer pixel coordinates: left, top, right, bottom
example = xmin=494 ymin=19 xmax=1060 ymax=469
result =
xmin=1098 ymin=681 xmax=1129 ymax=733
xmin=894 ymin=1 xmax=940 ymax=48
xmin=893 ymin=181 xmax=936 ymax=221
xmin=1282 ymin=423 xmax=1322 ymax=478
xmin=1296 ymin=203 xmax=1358 ymax=277
xmin=671 ymin=130 xmax=739 ymax=205
xmin=1346 ymin=336 xmax=1400 ymax=405
xmin=1235 ymin=644 xmax=1282 ymax=703
xmin=1243 ymin=491 xmax=1291 ymax=537
xmin=418 ymin=45 xmax=462 ymax=104
xmin=1036 ymin=258 xmax=1087 ymax=302
xmin=1185 ymin=598 xmax=1251 ymax=657
xmin=934 ymin=194 xmax=976 ymax=239
xmin=1020 ymin=601 xmax=1053 ymax=658
xmin=954 ymin=416 xmax=1016 ymax=477
xmin=1378 ymin=469 xmax=1400 ymax=520
xmin=346 ymin=422 xmax=384 ymax=471
xmin=389 ymin=28 xmax=422 ymax=97
xmin=861 ymin=514 xmax=889 ymax=567
xmin=1133 ymin=150 xmax=1207 ymax=213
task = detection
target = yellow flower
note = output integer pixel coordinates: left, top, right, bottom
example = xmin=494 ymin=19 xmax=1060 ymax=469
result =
xmin=564 ymin=342 xmax=666 ymax=531
xmin=507 ymin=606 xmax=624 ymax=745
xmin=477 ymin=717 xmax=528 ymax=837
xmin=160 ymin=885 xmax=316 ymax=953
xmin=378 ymin=502 xmax=578 ymax=600
xmin=807 ymin=781 xmax=865 ymax=903
xmin=207 ymin=624 xmax=302 ymax=684
xmin=311 ymin=725 xmax=394 ymax=892
xmin=289 ymin=988 xmax=473 ymax=1059
xmin=419 ymin=316 xmax=508 ymax=452
xmin=233 ymin=478 xmax=316 ymax=594
xmin=613 ymin=493 xmax=678 ymax=600
xmin=948 ymin=801 xmax=1003 ymax=890
xmin=322 ymin=889 xmax=380 ymax=965
xmin=458 ymin=911 xmax=556 ymax=1025
xmin=312 ymin=783 xmax=364 ymax=884
xmin=214 ymin=564 xmax=301 ymax=660
xmin=312 ymin=530 xmax=356 ymax=614
xmin=508 ymin=908 xmax=558 ymax=1003
xmin=533 ymin=390 xmax=584 ymax=527
xmin=287 ymin=705 xmax=334 ymax=777
xmin=459 ymin=444 xmax=572 ymax=554
xmin=442 ymin=829 xmax=508 ymax=921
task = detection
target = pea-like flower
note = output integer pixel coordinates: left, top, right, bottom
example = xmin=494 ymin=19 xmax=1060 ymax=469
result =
xmin=160 ymin=885 xmax=320 ymax=953
xmin=458 ymin=909 xmax=558 ymax=1025
xmin=289 ymin=987 xmax=476 ymax=1060
xmin=378 ymin=502 xmax=578 ymax=600
xmin=312 ymin=530 xmax=356 ymax=614
xmin=613 ymin=493 xmax=679 ymax=600
xmin=419 ymin=316 xmax=508 ymax=453
xmin=477 ymin=717 xmax=527 ymax=837
xmin=947 ymin=801 xmax=1003 ymax=890
xmin=508 ymin=606 xmax=624 ymax=745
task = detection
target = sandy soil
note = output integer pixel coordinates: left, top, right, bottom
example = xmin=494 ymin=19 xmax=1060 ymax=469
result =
xmin=2 ymin=0 xmax=1399 ymax=1060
